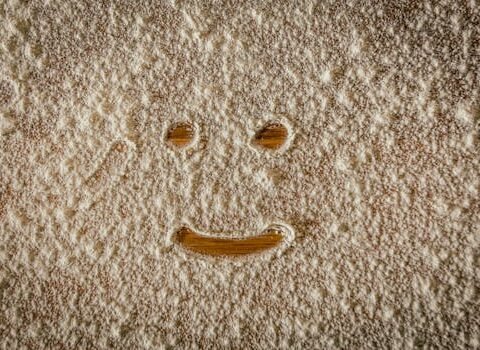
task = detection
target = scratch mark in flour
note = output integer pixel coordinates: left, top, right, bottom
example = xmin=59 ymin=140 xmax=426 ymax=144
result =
xmin=0 ymin=184 xmax=12 ymax=221
xmin=79 ymin=140 xmax=135 ymax=210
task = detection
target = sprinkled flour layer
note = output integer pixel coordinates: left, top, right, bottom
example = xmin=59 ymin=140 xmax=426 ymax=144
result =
xmin=0 ymin=0 xmax=479 ymax=348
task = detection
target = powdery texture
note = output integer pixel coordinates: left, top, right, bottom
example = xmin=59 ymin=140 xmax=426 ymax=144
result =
xmin=1 ymin=0 xmax=479 ymax=348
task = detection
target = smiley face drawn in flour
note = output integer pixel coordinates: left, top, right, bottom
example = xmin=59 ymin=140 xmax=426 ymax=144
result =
xmin=165 ymin=121 xmax=294 ymax=257
xmin=0 ymin=2 xmax=478 ymax=348
xmin=73 ymin=117 xmax=297 ymax=259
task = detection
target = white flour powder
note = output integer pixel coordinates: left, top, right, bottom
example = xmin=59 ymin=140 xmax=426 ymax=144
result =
xmin=0 ymin=0 xmax=479 ymax=348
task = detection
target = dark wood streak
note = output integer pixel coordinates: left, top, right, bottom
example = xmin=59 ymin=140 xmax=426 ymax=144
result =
xmin=174 ymin=227 xmax=284 ymax=257
xmin=166 ymin=123 xmax=194 ymax=147
xmin=253 ymin=123 xmax=288 ymax=150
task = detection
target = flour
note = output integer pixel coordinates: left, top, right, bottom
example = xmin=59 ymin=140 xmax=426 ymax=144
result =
xmin=0 ymin=0 xmax=479 ymax=348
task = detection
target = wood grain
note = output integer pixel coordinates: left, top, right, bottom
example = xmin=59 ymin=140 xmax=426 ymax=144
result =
xmin=166 ymin=123 xmax=194 ymax=147
xmin=253 ymin=123 xmax=288 ymax=150
xmin=166 ymin=122 xmax=288 ymax=149
xmin=174 ymin=227 xmax=284 ymax=256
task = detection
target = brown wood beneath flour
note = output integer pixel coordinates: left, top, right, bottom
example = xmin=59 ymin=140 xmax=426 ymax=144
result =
xmin=166 ymin=122 xmax=287 ymax=149
xmin=253 ymin=123 xmax=288 ymax=150
xmin=166 ymin=123 xmax=194 ymax=147
xmin=175 ymin=227 xmax=284 ymax=256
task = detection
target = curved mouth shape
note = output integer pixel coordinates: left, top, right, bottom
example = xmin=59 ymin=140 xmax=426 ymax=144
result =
xmin=173 ymin=224 xmax=291 ymax=257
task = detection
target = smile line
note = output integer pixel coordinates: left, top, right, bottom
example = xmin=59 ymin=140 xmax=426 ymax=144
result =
xmin=173 ymin=226 xmax=287 ymax=257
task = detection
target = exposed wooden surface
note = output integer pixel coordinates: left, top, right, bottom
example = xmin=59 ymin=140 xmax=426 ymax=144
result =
xmin=174 ymin=227 xmax=284 ymax=257
xmin=166 ymin=122 xmax=288 ymax=150
xmin=166 ymin=123 xmax=194 ymax=147
xmin=253 ymin=123 xmax=288 ymax=150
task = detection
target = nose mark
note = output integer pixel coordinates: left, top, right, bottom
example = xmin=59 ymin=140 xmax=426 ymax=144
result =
xmin=253 ymin=122 xmax=288 ymax=150
xmin=166 ymin=122 xmax=195 ymax=148
xmin=174 ymin=226 xmax=284 ymax=257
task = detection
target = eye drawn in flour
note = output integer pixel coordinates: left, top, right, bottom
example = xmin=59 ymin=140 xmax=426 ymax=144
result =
xmin=166 ymin=122 xmax=196 ymax=148
xmin=252 ymin=122 xmax=289 ymax=151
